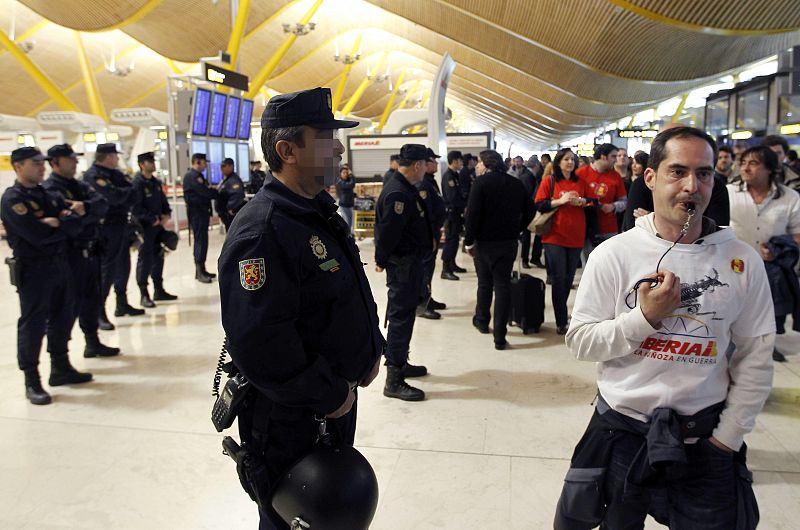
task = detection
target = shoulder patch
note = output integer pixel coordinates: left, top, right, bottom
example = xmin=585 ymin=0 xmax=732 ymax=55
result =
xmin=196 ymin=176 xmax=204 ymax=184
xmin=239 ymin=258 xmax=266 ymax=290
xmin=448 ymin=179 xmax=456 ymax=187
xmin=394 ymin=201 xmax=405 ymax=214
xmin=28 ymin=200 xmax=40 ymax=210
xmin=233 ymin=184 xmax=241 ymax=189
xmin=309 ymin=235 xmax=328 ymax=260
xmin=12 ymin=202 xmax=27 ymax=215
xmin=95 ymin=179 xmax=108 ymax=187
xmin=419 ymin=190 xmax=428 ymax=200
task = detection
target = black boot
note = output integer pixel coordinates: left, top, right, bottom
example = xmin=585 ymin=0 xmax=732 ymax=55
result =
xmin=451 ymin=261 xmax=467 ymax=273
xmin=773 ymin=349 xmax=787 ymax=362
xmin=440 ymin=270 xmax=460 ymax=281
xmin=98 ymin=306 xmax=115 ymax=331
xmin=24 ymin=370 xmax=52 ymax=405
xmin=401 ymin=362 xmax=428 ymax=378
xmin=84 ymin=334 xmax=120 ymax=358
xmin=114 ymin=293 xmax=145 ymax=317
xmin=195 ymin=263 xmax=213 ymax=284
xmin=49 ymin=353 xmax=93 ymax=386
xmin=139 ymin=285 xmax=156 ymax=308
xmin=203 ymin=267 xmax=217 ymax=279
xmin=152 ymin=280 xmax=178 ymax=301
xmin=416 ymin=304 xmax=441 ymax=320
xmin=428 ymin=298 xmax=446 ymax=310
xmin=383 ymin=364 xmax=425 ymax=401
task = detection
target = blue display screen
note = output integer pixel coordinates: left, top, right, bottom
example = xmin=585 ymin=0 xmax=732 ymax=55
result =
xmin=208 ymin=141 xmax=223 ymax=184
xmin=238 ymin=143 xmax=250 ymax=182
xmin=224 ymin=97 xmax=241 ymax=138
xmin=238 ymin=99 xmax=254 ymax=140
xmin=208 ymin=93 xmax=227 ymax=137
xmin=191 ymin=88 xmax=212 ymax=136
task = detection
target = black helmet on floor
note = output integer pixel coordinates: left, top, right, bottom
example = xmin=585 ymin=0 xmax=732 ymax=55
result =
xmin=271 ymin=445 xmax=379 ymax=529
xmin=158 ymin=229 xmax=179 ymax=251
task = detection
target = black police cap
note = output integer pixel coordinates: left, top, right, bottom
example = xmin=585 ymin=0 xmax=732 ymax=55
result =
xmin=47 ymin=144 xmax=83 ymax=159
xmin=399 ymin=144 xmax=428 ymax=161
xmin=96 ymin=143 xmax=121 ymax=154
xmin=427 ymin=148 xmax=441 ymax=160
xmin=137 ymin=151 xmax=155 ymax=163
xmin=11 ymin=146 xmax=49 ymax=164
xmin=261 ymin=87 xmax=359 ymax=130
xmin=221 ymin=157 xmax=235 ymax=166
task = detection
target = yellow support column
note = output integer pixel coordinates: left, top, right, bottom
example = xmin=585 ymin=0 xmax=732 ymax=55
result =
xmin=671 ymin=93 xmax=689 ymax=123
xmin=420 ymin=89 xmax=430 ymax=109
xmin=226 ymin=0 xmax=251 ymax=68
xmin=331 ymin=33 xmax=363 ymax=112
xmin=396 ymin=80 xmax=420 ymax=110
xmin=377 ymin=69 xmax=405 ymax=131
xmin=340 ymin=52 xmax=387 ymax=116
xmin=74 ymin=32 xmax=107 ymax=121
xmin=0 ymin=28 xmax=79 ymax=112
xmin=245 ymin=0 xmax=323 ymax=99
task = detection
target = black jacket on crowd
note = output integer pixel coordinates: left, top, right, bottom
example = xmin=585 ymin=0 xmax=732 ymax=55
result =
xmin=464 ymin=169 xmax=534 ymax=246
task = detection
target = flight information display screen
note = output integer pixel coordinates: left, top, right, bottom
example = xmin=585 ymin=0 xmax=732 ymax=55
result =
xmin=238 ymin=143 xmax=250 ymax=182
xmin=191 ymin=88 xmax=212 ymax=136
xmin=238 ymin=99 xmax=254 ymax=140
xmin=208 ymin=92 xmax=227 ymax=137
xmin=208 ymin=141 xmax=223 ymax=184
xmin=224 ymin=97 xmax=241 ymax=138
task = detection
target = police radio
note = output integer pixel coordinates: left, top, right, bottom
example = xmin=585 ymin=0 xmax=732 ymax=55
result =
xmin=211 ymin=337 xmax=252 ymax=432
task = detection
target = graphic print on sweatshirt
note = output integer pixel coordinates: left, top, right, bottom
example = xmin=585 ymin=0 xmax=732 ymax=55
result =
xmin=633 ymin=268 xmax=729 ymax=366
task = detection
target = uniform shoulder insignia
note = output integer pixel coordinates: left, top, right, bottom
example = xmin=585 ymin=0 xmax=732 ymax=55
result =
xmin=196 ymin=177 xmax=204 ymax=184
xmin=239 ymin=258 xmax=266 ymax=290
xmin=448 ymin=179 xmax=456 ymax=187
xmin=233 ymin=184 xmax=241 ymax=189
xmin=419 ymin=190 xmax=428 ymax=199
xmin=309 ymin=235 xmax=328 ymax=259
xmin=12 ymin=202 xmax=27 ymax=215
xmin=393 ymin=201 xmax=405 ymax=214
xmin=28 ymin=200 xmax=40 ymax=210
xmin=95 ymin=179 xmax=108 ymax=187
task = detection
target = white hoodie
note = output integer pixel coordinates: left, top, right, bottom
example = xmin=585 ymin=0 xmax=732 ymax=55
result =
xmin=567 ymin=213 xmax=775 ymax=450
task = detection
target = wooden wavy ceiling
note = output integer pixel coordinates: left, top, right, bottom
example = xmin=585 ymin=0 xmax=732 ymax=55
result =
xmin=5 ymin=0 xmax=800 ymax=148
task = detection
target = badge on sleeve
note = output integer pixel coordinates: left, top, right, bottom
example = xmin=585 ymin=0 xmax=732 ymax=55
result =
xmin=309 ymin=235 xmax=328 ymax=259
xmin=196 ymin=177 xmax=204 ymax=184
xmin=448 ymin=179 xmax=456 ymax=187
xmin=239 ymin=258 xmax=266 ymax=290
xmin=731 ymin=259 xmax=745 ymax=273
xmin=95 ymin=179 xmax=108 ymax=187
xmin=12 ymin=202 xmax=27 ymax=215
xmin=28 ymin=200 xmax=39 ymax=210
xmin=419 ymin=190 xmax=428 ymax=200
xmin=394 ymin=201 xmax=404 ymax=214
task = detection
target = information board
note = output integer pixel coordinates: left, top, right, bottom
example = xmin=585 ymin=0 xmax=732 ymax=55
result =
xmin=208 ymin=93 xmax=227 ymax=137
xmin=238 ymin=99 xmax=254 ymax=140
xmin=224 ymin=97 xmax=241 ymax=139
xmin=191 ymin=88 xmax=212 ymax=136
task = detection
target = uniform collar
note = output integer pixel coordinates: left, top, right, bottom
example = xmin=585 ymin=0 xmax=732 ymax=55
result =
xmin=263 ymin=172 xmax=337 ymax=216
xmin=48 ymin=172 xmax=76 ymax=185
xmin=13 ymin=180 xmax=42 ymax=193
xmin=392 ymin=170 xmax=418 ymax=192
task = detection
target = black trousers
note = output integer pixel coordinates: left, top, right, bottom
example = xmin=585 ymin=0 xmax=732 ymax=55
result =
xmin=100 ymin=223 xmax=131 ymax=300
xmin=520 ymin=231 xmax=543 ymax=264
xmin=441 ymin=209 xmax=463 ymax=266
xmin=187 ymin=205 xmax=210 ymax=265
xmin=544 ymin=244 xmax=582 ymax=327
xmin=472 ymin=240 xmax=517 ymax=343
xmin=418 ymin=244 xmax=438 ymax=302
xmin=136 ymin=224 xmax=165 ymax=287
xmin=16 ymin=256 xmax=73 ymax=371
xmin=67 ymin=247 xmax=101 ymax=336
xmin=385 ymin=257 xmax=422 ymax=365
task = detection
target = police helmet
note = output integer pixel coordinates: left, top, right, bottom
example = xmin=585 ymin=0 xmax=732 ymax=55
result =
xmin=271 ymin=445 xmax=379 ymax=529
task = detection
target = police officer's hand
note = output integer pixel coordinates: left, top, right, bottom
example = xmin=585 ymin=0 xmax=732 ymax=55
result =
xmin=375 ymin=265 xmax=384 ymax=273
xmin=160 ymin=214 xmax=171 ymax=225
xmin=326 ymin=385 xmax=356 ymax=419
xmin=40 ymin=217 xmax=60 ymax=228
xmin=638 ymin=270 xmax=681 ymax=328
xmin=66 ymin=200 xmax=86 ymax=216
xmin=360 ymin=357 xmax=381 ymax=388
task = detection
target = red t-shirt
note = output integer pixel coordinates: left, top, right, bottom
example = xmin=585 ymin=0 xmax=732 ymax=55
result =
xmin=534 ymin=176 xmax=586 ymax=248
xmin=577 ymin=165 xmax=626 ymax=234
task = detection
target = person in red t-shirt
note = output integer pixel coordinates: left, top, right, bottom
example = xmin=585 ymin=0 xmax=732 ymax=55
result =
xmin=576 ymin=143 xmax=627 ymax=257
xmin=534 ymin=148 xmax=588 ymax=334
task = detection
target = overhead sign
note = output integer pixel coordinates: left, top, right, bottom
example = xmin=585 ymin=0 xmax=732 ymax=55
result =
xmin=618 ymin=129 xmax=658 ymax=139
xmin=780 ymin=123 xmax=800 ymax=135
xmin=731 ymin=130 xmax=753 ymax=140
xmin=349 ymin=134 xmax=491 ymax=151
xmin=204 ymin=63 xmax=249 ymax=91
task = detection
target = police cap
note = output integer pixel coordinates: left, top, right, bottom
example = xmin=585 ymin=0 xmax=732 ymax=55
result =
xmin=11 ymin=146 xmax=50 ymax=164
xmin=221 ymin=157 xmax=235 ymax=166
xmin=96 ymin=143 xmax=121 ymax=154
xmin=399 ymin=144 xmax=428 ymax=162
xmin=261 ymin=87 xmax=359 ymax=130
xmin=426 ymin=148 xmax=441 ymax=161
xmin=137 ymin=151 xmax=155 ymax=164
xmin=47 ymin=144 xmax=83 ymax=159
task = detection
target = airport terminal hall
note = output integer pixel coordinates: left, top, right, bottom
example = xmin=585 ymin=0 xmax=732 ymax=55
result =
xmin=4 ymin=0 xmax=800 ymax=529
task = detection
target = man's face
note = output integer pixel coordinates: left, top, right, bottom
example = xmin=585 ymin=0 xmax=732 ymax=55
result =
xmin=716 ymin=150 xmax=732 ymax=173
xmin=475 ymin=160 xmax=486 ymax=176
xmin=426 ymin=160 xmax=437 ymax=174
xmin=615 ymin=149 xmax=628 ymax=167
xmin=15 ymin=158 xmax=46 ymax=185
xmin=221 ymin=163 xmax=233 ymax=177
xmin=100 ymin=153 xmax=119 ymax=169
xmin=194 ymin=159 xmax=208 ymax=172
xmin=513 ymin=157 xmax=523 ymax=169
xmin=468 ymin=159 xmax=477 ymax=169
xmin=52 ymin=156 xmax=78 ymax=178
xmin=451 ymin=158 xmax=463 ymax=171
xmin=390 ymin=159 xmax=399 ymax=170
xmin=645 ymin=136 xmax=715 ymax=230
xmin=340 ymin=167 xmax=350 ymax=179
xmin=740 ymin=154 xmax=771 ymax=187
xmin=295 ymin=126 xmax=344 ymax=188
xmin=767 ymin=144 xmax=786 ymax=162
xmin=597 ymin=150 xmax=617 ymax=172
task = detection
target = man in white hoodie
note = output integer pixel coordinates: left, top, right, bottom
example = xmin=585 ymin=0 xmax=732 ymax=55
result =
xmin=554 ymin=127 xmax=774 ymax=530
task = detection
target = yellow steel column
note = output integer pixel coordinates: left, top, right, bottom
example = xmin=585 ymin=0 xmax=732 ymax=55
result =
xmin=0 ymin=28 xmax=79 ymax=111
xmin=226 ymin=0 xmax=251 ymax=68
xmin=331 ymin=33 xmax=363 ymax=112
xmin=377 ymin=69 xmax=406 ymax=131
xmin=245 ymin=0 xmax=323 ymax=99
xmin=340 ymin=52 xmax=387 ymax=116
xmin=396 ymin=79 xmax=420 ymax=110
xmin=420 ymin=89 xmax=431 ymax=109
xmin=671 ymin=93 xmax=689 ymax=123
xmin=74 ymin=32 xmax=107 ymax=121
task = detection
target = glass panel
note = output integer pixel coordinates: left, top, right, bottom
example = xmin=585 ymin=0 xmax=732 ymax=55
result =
xmin=736 ymin=87 xmax=768 ymax=131
xmin=706 ymin=99 xmax=729 ymax=138
xmin=779 ymin=95 xmax=800 ymax=124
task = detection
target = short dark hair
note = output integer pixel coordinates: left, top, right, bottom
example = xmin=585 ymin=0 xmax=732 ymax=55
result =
xmin=788 ymin=150 xmax=798 ymax=162
xmin=261 ymin=126 xmax=305 ymax=173
xmin=190 ymin=153 xmax=206 ymax=164
xmin=763 ymin=135 xmax=789 ymax=154
xmin=648 ymin=126 xmax=717 ymax=172
xmin=398 ymin=158 xmax=422 ymax=168
xmin=540 ymin=153 xmax=552 ymax=163
xmin=718 ymin=145 xmax=733 ymax=156
xmin=552 ymin=148 xmax=577 ymax=182
xmin=742 ymin=145 xmax=779 ymax=175
xmin=95 ymin=152 xmax=110 ymax=163
xmin=593 ymin=143 xmax=618 ymax=160
xmin=390 ymin=154 xmax=400 ymax=162
xmin=633 ymin=150 xmax=649 ymax=168
xmin=479 ymin=149 xmax=506 ymax=172
xmin=447 ymin=151 xmax=463 ymax=164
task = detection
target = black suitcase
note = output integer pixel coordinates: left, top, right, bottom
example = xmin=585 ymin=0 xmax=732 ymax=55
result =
xmin=509 ymin=243 xmax=545 ymax=334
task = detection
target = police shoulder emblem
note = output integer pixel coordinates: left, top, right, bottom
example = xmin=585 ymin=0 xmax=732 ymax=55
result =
xmin=239 ymin=258 xmax=266 ymax=290
xmin=419 ymin=190 xmax=428 ymax=199
xmin=196 ymin=176 xmax=204 ymax=184
xmin=309 ymin=235 xmax=328 ymax=260
xmin=731 ymin=258 xmax=745 ymax=274
xmin=394 ymin=201 xmax=404 ymax=214
xmin=28 ymin=200 xmax=39 ymax=210
xmin=12 ymin=202 xmax=27 ymax=215
xmin=233 ymin=184 xmax=241 ymax=189
xmin=95 ymin=179 xmax=108 ymax=187
xmin=448 ymin=179 xmax=456 ymax=187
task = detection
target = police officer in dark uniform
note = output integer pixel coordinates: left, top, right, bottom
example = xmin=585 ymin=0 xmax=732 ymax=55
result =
xmin=218 ymin=87 xmax=384 ymax=529
xmin=382 ymin=154 xmax=400 ymax=185
xmin=441 ymin=150 xmax=467 ymax=279
xmin=375 ymin=143 xmax=433 ymax=402
xmin=416 ymin=148 xmax=447 ymax=320
xmin=246 ymin=160 xmax=266 ymax=194
xmin=83 ymin=143 xmax=144 ymax=330
xmin=182 ymin=153 xmax=217 ymax=283
xmin=132 ymin=151 xmax=177 ymax=307
xmin=43 ymin=144 xmax=119 ymax=359
xmin=215 ymin=157 xmax=246 ymax=230
xmin=1 ymin=147 xmax=93 ymax=405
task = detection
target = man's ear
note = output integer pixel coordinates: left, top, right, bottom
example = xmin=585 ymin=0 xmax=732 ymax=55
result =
xmin=644 ymin=167 xmax=656 ymax=191
xmin=275 ymin=140 xmax=297 ymax=166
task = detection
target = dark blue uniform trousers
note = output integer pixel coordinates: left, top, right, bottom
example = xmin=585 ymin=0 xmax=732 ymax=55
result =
xmin=188 ymin=205 xmax=210 ymax=265
xmin=472 ymin=240 xmax=517 ymax=343
xmin=136 ymin=224 xmax=165 ymax=287
xmin=441 ymin=209 xmax=463 ymax=266
xmin=419 ymin=244 xmax=438 ymax=301
xmin=385 ymin=258 xmax=423 ymax=365
xmin=100 ymin=222 xmax=132 ymax=300
xmin=68 ymin=248 xmax=101 ymax=336
xmin=16 ymin=256 xmax=73 ymax=371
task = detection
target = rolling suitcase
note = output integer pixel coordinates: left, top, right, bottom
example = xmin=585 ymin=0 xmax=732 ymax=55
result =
xmin=510 ymin=243 xmax=545 ymax=334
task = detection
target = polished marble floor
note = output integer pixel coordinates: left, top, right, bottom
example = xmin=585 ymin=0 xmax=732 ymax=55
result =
xmin=1 ymin=229 xmax=799 ymax=529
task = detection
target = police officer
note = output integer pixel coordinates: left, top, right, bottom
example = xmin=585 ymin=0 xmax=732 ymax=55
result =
xmin=247 ymin=160 xmax=266 ymax=194
xmin=83 ymin=143 xmax=144 ymax=329
xmin=375 ymin=143 xmax=433 ymax=402
xmin=43 ymin=144 xmax=119 ymax=359
xmin=218 ymin=87 xmax=384 ymax=529
xmin=215 ymin=157 xmax=246 ymax=231
xmin=1 ymin=147 xmax=93 ymax=405
xmin=382 ymin=154 xmax=400 ymax=185
xmin=441 ymin=150 xmax=467 ymax=279
xmin=416 ymin=148 xmax=447 ymax=320
xmin=132 ymin=151 xmax=177 ymax=307
xmin=182 ymin=153 xmax=217 ymax=283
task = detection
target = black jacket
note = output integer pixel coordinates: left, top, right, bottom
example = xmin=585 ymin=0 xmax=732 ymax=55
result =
xmin=182 ymin=168 xmax=218 ymax=209
xmin=334 ymin=177 xmax=356 ymax=208
xmin=374 ymin=172 xmax=433 ymax=267
xmin=765 ymin=235 xmax=800 ymax=328
xmin=216 ymin=173 xmax=246 ymax=215
xmin=43 ymin=172 xmax=108 ymax=243
xmin=382 ymin=169 xmax=397 ymax=186
xmin=417 ymin=173 xmax=446 ymax=233
xmin=464 ymin=169 xmax=534 ymax=246
xmin=131 ymin=172 xmax=171 ymax=226
xmin=218 ymin=173 xmax=385 ymax=415
xmin=82 ymin=163 xmax=134 ymax=224
xmin=442 ymin=167 xmax=467 ymax=210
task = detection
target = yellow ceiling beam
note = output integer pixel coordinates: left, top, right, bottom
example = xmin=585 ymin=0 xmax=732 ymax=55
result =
xmin=378 ymin=68 xmax=405 ymax=131
xmin=396 ymin=79 xmax=421 ymax=110
xmin=0 ymin=28 xmax=79 ymax=112
xmin=226 ymin=0 xmax=251 ymax=68
xmin=81 ymin=0 xmax=163 ymax=32
xmin=331 ymin=33 xmax=363 ymax=112
xmin=165 ymin=58 xmax=182 ymax=74
xmin=420 ymin=89 xmax=430 ymax=109
xmin=0 ymin=20 xmax=49 ymax=59
xmin=245 ymin=0 xmax=324 ymax=99
xmin=74 ymin=32 xmax=107 ymax=121
xmin=340 ymin=52 xmax=387 ymax=116
xmin=670 ymin=93 xmax=688 ymax=123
